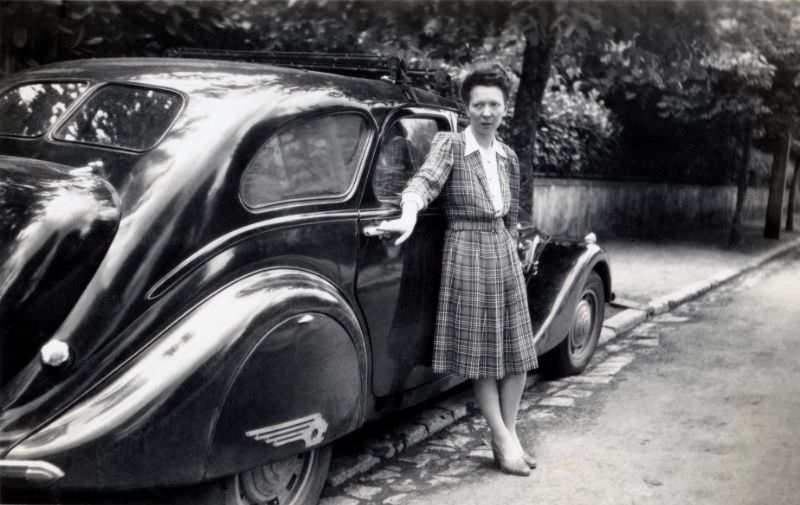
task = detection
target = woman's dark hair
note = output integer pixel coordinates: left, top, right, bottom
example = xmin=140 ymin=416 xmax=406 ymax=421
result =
xmin=459 ymin=65 xmax=511 ymax=105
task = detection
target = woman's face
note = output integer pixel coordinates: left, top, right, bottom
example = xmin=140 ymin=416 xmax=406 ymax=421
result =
xmin=467 ymin=85 xmax=506 ymax=138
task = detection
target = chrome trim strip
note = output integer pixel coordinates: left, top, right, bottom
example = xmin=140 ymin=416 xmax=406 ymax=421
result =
xmin=532 ymin=243 xmax=602 ymax=346
xmin=358 ymin=207 xmax=441 ymax=221
xmin=146 ymin=210 xmax=360 ymax=299
xmin=358 ymin=208 xmax=400 ymax=219
xmin=0 ymin=460 xmax=65 ymax=481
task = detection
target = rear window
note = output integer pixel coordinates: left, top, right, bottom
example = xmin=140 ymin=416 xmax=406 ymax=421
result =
xmin=54 ymin=84 xmax=183 ymax=151
xmin=0 ymin=81 xmax=88 ymax=137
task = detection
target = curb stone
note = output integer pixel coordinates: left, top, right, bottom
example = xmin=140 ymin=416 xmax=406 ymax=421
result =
xmin=646 ymin=236 xmax=800 ymax=316
xmin=599 ymin=309 xmax=647 ymax=345
xmin=326 ymin=237 xmax=800 ymax=489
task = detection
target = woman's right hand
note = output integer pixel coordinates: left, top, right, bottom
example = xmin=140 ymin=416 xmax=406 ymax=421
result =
xmin=377 ymin=212 xmax=417 ymax=246
xmin=378 ymin=198 xmax=421 ymax=246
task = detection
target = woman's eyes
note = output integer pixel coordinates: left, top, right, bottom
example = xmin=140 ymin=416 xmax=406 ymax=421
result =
xmin=471 ymin=102 xmax=502 ymax=109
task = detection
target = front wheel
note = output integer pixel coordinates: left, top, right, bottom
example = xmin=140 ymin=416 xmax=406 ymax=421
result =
xmin=541 ymin=271 xmax=605 ymax=377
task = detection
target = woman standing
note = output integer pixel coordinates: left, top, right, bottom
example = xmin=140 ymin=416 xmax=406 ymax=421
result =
xmin=378 ymin=66 xmax=537 ymax=476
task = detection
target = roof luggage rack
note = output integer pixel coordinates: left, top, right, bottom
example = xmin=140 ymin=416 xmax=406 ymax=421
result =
xmin=166 ymin=48 xmax=454 ymax=102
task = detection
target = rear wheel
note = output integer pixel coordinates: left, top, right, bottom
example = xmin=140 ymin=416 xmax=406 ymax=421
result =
xmin=541 ymin=271 xmax=605 ymax=377
xmin=189 ymin=446 xmax=331 ymax=505
xmin=229 ymin=446 xmax=331 ymax=505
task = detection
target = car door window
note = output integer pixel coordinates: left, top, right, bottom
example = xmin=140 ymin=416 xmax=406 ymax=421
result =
xmin=372 ymin=117 xmax=445 ymax=204
xmin=241 ymin=112 xmax=370 ymax=208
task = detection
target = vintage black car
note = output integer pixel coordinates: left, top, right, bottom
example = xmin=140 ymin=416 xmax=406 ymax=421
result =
xmin=0 ymin=53 xmax=611 ymax=505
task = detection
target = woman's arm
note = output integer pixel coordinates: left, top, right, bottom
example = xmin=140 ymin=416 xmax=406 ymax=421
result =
xmin=379 ymin=132 xmax=454 ymax=245
xmin=400 ymin=131 xmax=454 ymax=211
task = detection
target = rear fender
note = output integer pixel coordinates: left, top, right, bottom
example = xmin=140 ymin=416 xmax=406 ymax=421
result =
xmin=204 ymin=274 xmax=368 ymax=479
xmin=0 ymin=158 xmax=119 ymax=386
xmin=6 ymin=268 xmax=368 ymax=489
xmin=525 ymin=240 xmax=610 ymax=355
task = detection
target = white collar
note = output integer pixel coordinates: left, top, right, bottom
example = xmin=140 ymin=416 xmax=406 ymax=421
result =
xmin=464 ymin=126 xmax=507 ymax=158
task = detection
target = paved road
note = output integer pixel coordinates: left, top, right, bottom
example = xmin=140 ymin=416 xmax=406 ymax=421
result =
xmin=322 ymin=249 xmax=800 ymax=505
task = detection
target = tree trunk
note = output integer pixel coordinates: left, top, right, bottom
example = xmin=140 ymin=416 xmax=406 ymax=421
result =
xmin=509 ymin=3 xmax=558 ymax=221
xmin=728 ymin=123 xmax=752 ymax=247
xmin=764 ymin=130 xmax=792 ymax=239
xmin=787 ymin=155 xmax=799 ymax=232
xmin=0 ymin=3 xmax=14 ymax=77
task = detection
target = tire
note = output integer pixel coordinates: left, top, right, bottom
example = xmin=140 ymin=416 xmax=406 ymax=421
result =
xmin=191 ymin=445 xmax=332 ymax=505
xmin=541 ymin=271 xmax=605 ymax=377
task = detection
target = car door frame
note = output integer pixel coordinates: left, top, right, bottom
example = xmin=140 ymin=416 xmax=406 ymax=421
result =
xmin=355 ymin=106 xmax=460 ymax=404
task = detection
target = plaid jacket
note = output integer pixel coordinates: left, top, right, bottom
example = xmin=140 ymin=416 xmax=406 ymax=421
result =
xmin=401 ymin=130 xmax=521 ymax=240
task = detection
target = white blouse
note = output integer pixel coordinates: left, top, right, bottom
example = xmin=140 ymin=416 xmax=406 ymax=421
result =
xmin=466 ymin=126 xmax=505 ymax=217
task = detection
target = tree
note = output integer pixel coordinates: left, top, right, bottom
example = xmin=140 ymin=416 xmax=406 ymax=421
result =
xmin=506 ymin=2 xmax=559 ymax=217
xmin=787 ymin=148 xmax=799 ymax=231
xmin=550 ymin=1 xmax=788 ymax=244
xmin=709 ymin=2 xmax=800 ymax=239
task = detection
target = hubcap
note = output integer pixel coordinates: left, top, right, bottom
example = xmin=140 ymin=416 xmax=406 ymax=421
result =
xmin=238 ymin=450 xmax=315 ymax=505
xmin=570 ymin=294 xmax=596 ymax=358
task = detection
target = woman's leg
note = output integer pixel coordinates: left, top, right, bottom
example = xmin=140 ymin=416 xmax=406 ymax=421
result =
xmin=474 ymin=378 xmax=529 ymax=474
xmin=473 ymin=379 xmax=517 ymax=451
xmin=499 ymin=373 xmax=527 ymax=449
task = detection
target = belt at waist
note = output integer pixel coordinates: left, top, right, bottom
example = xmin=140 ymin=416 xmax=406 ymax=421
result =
xmin=448 ymin=218 xmax=506 ymax=232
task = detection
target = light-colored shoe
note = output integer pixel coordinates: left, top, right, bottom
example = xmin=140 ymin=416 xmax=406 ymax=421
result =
xmin=490 ymin=441 xmax=530 ymax=476
xmin=509 ymin=433 xmax=537 ymax=469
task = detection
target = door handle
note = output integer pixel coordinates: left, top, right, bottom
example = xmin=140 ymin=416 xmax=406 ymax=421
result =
xmin=362 ymin=224 xmax=391 ymax=238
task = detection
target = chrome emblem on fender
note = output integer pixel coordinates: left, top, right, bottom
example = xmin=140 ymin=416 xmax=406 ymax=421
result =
xmin=245 ymin=413 xmax=328 ymax=448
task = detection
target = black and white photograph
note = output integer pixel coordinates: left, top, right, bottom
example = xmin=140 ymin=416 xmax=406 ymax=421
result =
xmin=0 ymin=1 xmax=798 ymax=504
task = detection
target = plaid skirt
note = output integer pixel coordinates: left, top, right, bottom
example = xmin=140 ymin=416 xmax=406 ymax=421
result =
xmin=431 ymin=219 xmax=538 ymax=379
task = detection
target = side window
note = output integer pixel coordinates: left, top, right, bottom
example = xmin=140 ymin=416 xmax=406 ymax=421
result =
xmin=240 ymin=113 xmax=370 ymax=208
xmin=372 ymin=117 xmax=445 ymax=204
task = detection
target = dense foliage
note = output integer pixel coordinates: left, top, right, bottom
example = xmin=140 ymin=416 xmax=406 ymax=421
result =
xmin=533 ymin=74 xmax=618 ymax=174
xmin=1 ymin=0 xmax=798 ymax=187
xmin=562 ymin=2 xmax=799 ymax=185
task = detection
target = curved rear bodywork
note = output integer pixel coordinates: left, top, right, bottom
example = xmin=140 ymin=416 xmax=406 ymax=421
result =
xmin=0 ymin=157 xmax=119 ymax=385
xmin=0 ymin=58 xmax=409 ymax=491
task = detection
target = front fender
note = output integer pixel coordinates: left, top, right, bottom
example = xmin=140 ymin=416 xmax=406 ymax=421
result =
xmin=5 ymin=268 xmax=367 ymax=490
xmin=525 ymin=239 xmax=611 ymax=355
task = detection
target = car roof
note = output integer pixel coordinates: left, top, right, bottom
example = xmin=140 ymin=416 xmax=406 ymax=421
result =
xmin=3 ymin=57 xmax=458 ymax=111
